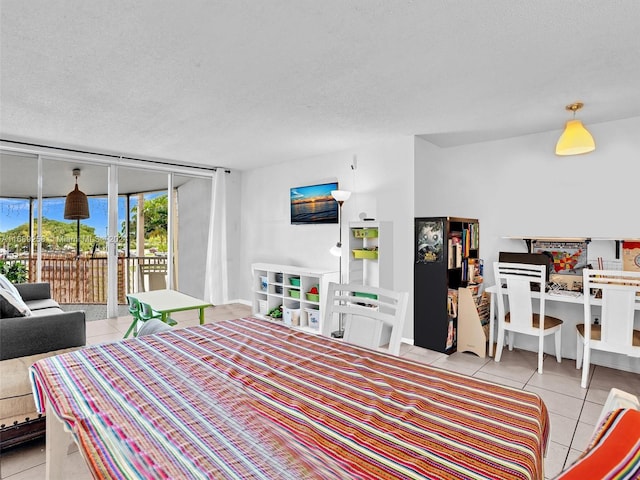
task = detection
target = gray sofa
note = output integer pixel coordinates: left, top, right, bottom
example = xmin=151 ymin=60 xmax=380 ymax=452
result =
xmin=0 ymin=283 xmax=86 ymax=449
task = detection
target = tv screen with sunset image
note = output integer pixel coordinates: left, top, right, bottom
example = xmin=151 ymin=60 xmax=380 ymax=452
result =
xmin=290 ymin=182 xmax=338 ymax=224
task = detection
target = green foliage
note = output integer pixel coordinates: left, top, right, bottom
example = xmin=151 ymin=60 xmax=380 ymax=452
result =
xmin=122 ymin=194 xmax=169 ymax=253
xmin=0 ymin=218 xmax=103 ymax=254
xmin=0 ymin=260 xmax=27 ymax=283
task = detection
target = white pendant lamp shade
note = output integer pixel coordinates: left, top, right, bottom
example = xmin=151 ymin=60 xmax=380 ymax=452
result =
xmin=555 ymin=103 xmax=595 ymax=156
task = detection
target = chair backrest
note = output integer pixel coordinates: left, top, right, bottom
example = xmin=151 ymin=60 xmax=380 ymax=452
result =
xmin=583 ymin=269 xmax=640 ymax=356
xmin=494 ymin=262 xmax=547 ymax=332
xmin=126 ymin=295 xmax=140 ymax=316
xmin=322 ymin=282 xmax=409 ymax=356
xmin=139 ymin=301 xmax=157 ymax=321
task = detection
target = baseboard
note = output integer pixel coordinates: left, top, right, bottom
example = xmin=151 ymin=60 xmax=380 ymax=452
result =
xmin=224 ymin=298 xmax=251 ymax=306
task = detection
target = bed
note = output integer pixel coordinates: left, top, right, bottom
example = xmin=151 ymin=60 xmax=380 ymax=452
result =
xmin=30 ymin=317 xmax=549 ymax=479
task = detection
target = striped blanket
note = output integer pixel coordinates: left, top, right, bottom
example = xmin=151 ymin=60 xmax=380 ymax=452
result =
xmin=30 ymin=317 xmax=548 ymax=479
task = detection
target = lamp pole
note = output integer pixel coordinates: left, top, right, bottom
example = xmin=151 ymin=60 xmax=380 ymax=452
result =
xmin=330 ymin=189 xmax=351 ymax=338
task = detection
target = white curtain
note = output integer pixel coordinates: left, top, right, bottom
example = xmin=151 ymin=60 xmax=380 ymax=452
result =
xmin=204 ymin=171 xmax=228 ymax=305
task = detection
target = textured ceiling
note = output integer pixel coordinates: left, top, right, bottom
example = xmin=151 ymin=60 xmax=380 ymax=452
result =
xmin=1 ymin=1 xmax=639 ymax=171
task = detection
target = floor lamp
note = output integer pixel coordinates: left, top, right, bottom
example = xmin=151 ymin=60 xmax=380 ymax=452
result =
xmin=329 ymin=189 xmax=351 ymax=338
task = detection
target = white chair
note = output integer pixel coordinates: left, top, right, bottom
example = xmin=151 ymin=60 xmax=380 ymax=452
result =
xmin=322 ymin=283 xmax=409 ymax=356
xmin=493 ymin=262 xmax=563 ymax=374
xmin=576 ymin=269 xmax=640 ymax=388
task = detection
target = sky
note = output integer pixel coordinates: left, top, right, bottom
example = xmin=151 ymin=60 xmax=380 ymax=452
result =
xmin=0 ymin=192 xmax=163 ymax=235
xmin=290 ymin=182 xmax=338 ymax=201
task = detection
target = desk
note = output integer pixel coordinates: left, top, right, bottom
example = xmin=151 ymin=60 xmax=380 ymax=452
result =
xmin=128 ymin=289 xmax=211 ymax=325
xmin=30 ymin=317 xmax=549 ymax=480
xmin=485 ymin=285 xmax=640 ymax=357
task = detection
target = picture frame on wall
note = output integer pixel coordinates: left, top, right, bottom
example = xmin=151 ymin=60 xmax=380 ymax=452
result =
xmin=290 ymin=182 xmax=339 ymax=225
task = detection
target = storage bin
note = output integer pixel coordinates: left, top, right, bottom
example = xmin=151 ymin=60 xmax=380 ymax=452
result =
xmin=289 ymin=277 xmax=301 ymax=286
xmin=355 ymin=291 xmax=378 ymax=300
xmin=288 ymin=289 xmax=300 ymax=299
xmin=258 ymin=299 xmax=268 ymax=314
xmin=274 ymin=285 xmax=283 ymax=294
xmin=305 ymin=308 xmax=320 ymax=330
xmin=283 ymin=305 xmax=300 ymax=326
xmin=305 ymin=292 xmax=319 ymax=302
xmin=353 ymin=228 xmax=379 ymax=239
xmin=274 ymin=272 xmax=283 ymax=283
xmin=353 ymin=249 xmax=379 ymax=259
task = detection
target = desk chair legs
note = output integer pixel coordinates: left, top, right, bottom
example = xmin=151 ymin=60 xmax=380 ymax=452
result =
xmin=495 ymin=330 xmax=561 ymax=374
xmin=576 ymin=333 xmax=590 ymax=389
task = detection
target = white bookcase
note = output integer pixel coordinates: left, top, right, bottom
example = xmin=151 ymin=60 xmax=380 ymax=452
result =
xmin=348 ymin=221 xmax=393 ymax=289
xmin=251 ymin=263 xmax=339 ymax=335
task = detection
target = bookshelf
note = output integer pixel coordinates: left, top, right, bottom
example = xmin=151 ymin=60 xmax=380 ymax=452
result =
xmin=251 ymin=263 xmax=339 ymax=335
xmin=414 ymin=217 xmax=480 ymax=354
xmin=457 ymin=287 xmax=490 ymax=358
xmin=348 ymin=221 xmax=393 ymax=289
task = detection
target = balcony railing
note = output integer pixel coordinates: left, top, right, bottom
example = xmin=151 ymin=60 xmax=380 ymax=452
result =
xmin=2 ymin=256 xmax=168 ymax=304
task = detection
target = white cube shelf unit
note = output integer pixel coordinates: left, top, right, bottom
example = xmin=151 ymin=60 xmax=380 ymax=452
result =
xmin=251 ymin=263 xmax=339 ymax=335
xmin=348 ymin=221 xmax=393 ymax=289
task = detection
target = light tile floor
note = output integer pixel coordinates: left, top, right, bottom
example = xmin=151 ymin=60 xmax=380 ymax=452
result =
xmin=2 ymin=305 xmax=639 ymax=479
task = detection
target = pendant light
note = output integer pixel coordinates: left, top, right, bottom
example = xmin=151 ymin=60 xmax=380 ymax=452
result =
xmin=555 ymin=102 xmax=595 ymax=156
xmin=64 ymin=169 xmax=90 ymax=257
xmin=64 ymin=169 xmax=90 ymax=220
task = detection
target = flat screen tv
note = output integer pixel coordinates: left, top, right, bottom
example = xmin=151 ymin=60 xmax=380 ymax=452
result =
xmin=290 ymin=182 xmax=338 ymax=224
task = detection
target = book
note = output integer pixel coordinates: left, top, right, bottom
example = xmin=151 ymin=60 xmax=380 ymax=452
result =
xmin=622 ymin=241 xmax=640 ymax=272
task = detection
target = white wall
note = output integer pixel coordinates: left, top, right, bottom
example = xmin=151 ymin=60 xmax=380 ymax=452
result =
xmin=177 ymin=177 xmax=211 ymax=298
xmin=238 ymin=136 xmax=415 ymax=335
xmin=415 ymin=115 xmax=640 ymax=372
xmin=225 ymin=171 xmax=243 ymax=301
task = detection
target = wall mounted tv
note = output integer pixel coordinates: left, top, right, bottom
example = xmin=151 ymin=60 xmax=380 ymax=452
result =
xmin=290 ymin=182 xmax=338 ymax=224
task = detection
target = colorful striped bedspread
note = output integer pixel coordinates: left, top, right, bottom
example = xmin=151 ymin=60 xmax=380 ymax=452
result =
xmin=30 ymin=317 xmax=549 ymax=479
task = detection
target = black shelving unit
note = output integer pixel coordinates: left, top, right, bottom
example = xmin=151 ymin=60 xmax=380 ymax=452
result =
xmin=414 ymin=217 xmax=480 ymax=354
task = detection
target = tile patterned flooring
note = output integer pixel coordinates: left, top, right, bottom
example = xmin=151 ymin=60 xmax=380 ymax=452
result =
xmin=2 ymin=304 xmax=639 ymax=479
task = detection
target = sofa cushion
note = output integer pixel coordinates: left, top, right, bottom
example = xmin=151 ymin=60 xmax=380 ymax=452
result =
xmin=0 ymin=274 xmax=22 ymax=300
xmin=25 ymin=299 xmax=60 ymax=311
xmin=0 ymin=289 xmax=28 ymax=318
xmin=0 ymin=275 xmax=31 ymax=317
xmin=28 ymin=307 xmax=64 ymax=317
xmin=553 ymin=408 xmax=640 ymax=479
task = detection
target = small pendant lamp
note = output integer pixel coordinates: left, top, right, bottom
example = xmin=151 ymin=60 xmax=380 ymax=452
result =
xmin=64 ymin=169 xmax=90 ymax=220
xmin=64 ymin=169 xmax=89 ymax=257
xmin=555 ymin=102 xmax=595 ymax=156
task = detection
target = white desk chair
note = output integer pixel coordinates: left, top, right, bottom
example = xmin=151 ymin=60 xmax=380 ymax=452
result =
xmin=577 ymin=269 xmax=640 ymax=388
xmin=493 ymin=262 xmax=563 ymax=374
xmin=323 ymin=283 xmax=408 ymax=356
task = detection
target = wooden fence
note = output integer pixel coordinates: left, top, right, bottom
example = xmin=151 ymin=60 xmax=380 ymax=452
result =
xmin=3 ymin=256 xmax=167 ymax=304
